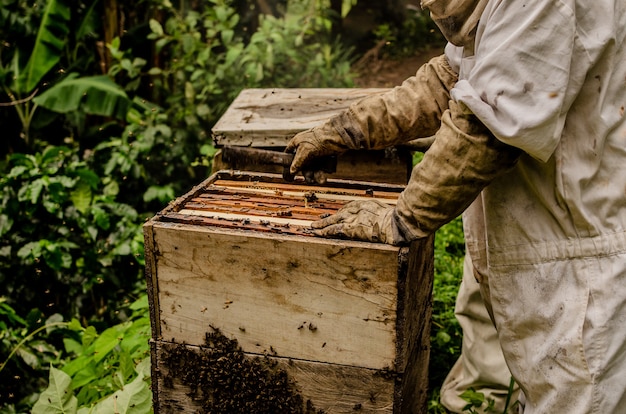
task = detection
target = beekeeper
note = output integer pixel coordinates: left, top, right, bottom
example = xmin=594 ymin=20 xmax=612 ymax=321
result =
xmin=285 ymin=0 xmax=626 ymax=412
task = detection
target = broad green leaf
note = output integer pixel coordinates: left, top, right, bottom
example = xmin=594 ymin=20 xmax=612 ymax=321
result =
xmin=149 ymin=18 xmax=163 ymax=36
xmin=82 ymin=326 xmax=98 ymax=348
xmin=143 ymin=185 xmax=175 ymax=204
xmin=70 ymin=180 xmax=92 ymax=214
xmin=86 ymin=373 xmax=151 ymax=414
xmin=0 ymin=214 xmax=13 ymax=238
xmin=8 ymin=165 xmax=29 ymax=179
xmin=63 ymin=338 xmax=83 ymax=355
xmin=32 ymin=367 xmax=78 ymax=414
xmin=17 ymin=241 xmax=41 ymax=259
xmin=45 ymin=313 xmax=65 ymax=333
xmin=17 ymin=347 xmax=40 ymax=368
xmin=135 ymin=357 xmax=151 ymax=377
xmin=17 ymin=178 xmax=44 ymax=204
xmin=69 ymin=362 xmax=98 ymax=389
xmin=16 ymin=0 xmax=71 ymax=94
xmin=67 ymin=319 xmax=83 ymax=332
xmin=221 ymin=29 xmax=234 ymax=44
xmin=129 ymin=295 xmax=148 ymax=311
xmin=85 ymin=225 xmax=98 ymax=241
xmin=102 ymin=179 xmax=120 ymax=198
xmin=154 ymin=37 xmax=170 ymax=53
xmin=92 ymin=205 xmax=110 ymax=230
xmin=50 ymin=175 xmax=77 ymax=189
xmin=75 ymin=169 xmax=100 ymax=189
xmin=120 ymin=318 xmax=150 ymax=357
xmin=62 ymin=355 xmax=93 ymax=378
xmin=118 ymin=351 xmax=135 ymax=379
xmin=33 ymin=74 xmax=131 ymax=120
xmin=93 ymin=325 xmax=124 ymax=363
xmin=75 ymin=0 xmax=100 ymax=41
xmin=41 ymin=146 xmax=69 ymax=169
xmin=42 ymin=241 xmax=66 ymax=271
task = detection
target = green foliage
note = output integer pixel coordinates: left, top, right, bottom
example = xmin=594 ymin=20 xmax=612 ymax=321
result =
xmin=0 ymin=301 xmax=68 ymax=411
xmin=148 ymin=0 xmax=354 ymax=124
xmin=373 ymin=8 xmax=445 ymax=59
xmin=0 ymin=145 xmax=145 ymax=322
xmin=0 ymin=0 xmax=108 ymax=149
xmin=428 ymin=217 xmax=465 ymax=412
xmin=459 ymin=377 xmax=519 ymax=414
xmin=13 ymin=0 xmax=71 ymax=94
xmin=240 ymin=12 xmax=354 ymax=88
xmin=461 ymin=389 xmax=497 ymax=413
xmin=31 ymin=296 xmax=151 ymax=413
xmin=33 ymin=74 xmax=132 ymax=120
xmin=31 ymin=368 xmax=78 ymax=414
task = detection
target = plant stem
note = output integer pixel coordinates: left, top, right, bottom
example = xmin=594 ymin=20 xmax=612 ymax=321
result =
xmin=0 ymin=321 xmax=69 ymax=374
xmin=502 ymin=376 xmax=516 ymax=413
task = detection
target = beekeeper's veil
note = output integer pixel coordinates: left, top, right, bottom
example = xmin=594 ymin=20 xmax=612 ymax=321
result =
xmin=421 ymin=0 xmax=489 ymax=46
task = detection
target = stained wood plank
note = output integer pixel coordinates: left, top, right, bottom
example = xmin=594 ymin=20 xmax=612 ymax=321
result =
xmin=176 ymin=208 xmax=315 ymax=227
xmin=213 ymin=179 xmax=402 ymax=200
xmin=150 ymin=221 xmax=402 ymax=370
xmin=212 ymin=88 xmax=389 ymax=147
xmin=398 ymin=238 xmax=434 ymax=412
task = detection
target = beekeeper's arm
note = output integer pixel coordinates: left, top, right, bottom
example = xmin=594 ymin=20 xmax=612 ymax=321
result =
xmin=285 ymin=54 xmax=458 ymax=174
xmin=312 ymin=0 xmax=582 ymax=244
xmin=311 ymin=100 xmax=521 ymax=244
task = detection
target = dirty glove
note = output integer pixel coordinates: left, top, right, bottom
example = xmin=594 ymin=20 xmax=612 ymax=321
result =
xmin=393 ymin=99 xmax=522 ymax=239
xmin=284 ymin=122 xmax=351 ymax=183
xmin=311 ymin=200 xmax=407 ymax=245
xmin=286 ymin=54 xmax=458 ymax=181
xmin=312 ymin=100 xmax=522 ymax=245
xmin=329 ymin=54 xmax=458 ymax=150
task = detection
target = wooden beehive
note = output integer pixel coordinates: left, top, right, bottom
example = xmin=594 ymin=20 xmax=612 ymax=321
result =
xmin=211 ymin=88 xmax=413 ymax=185
xmin=144 ymin=171 xmax=434 ymax=413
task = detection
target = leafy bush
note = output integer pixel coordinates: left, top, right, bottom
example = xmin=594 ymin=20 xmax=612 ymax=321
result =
xmin=0 ymin=295 xmax=150 ymax=413
xmin=0 ymin=146 xmax=145 ymax=320
xmin=0 ymin=300 xmax=65 ymax=410
xmin=373 ymin=7 xmax=446 ymax=59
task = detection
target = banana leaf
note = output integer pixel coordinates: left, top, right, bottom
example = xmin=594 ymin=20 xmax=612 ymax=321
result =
xmin=76 ymin=0 xmax=101 ymax=42
xmin=16 ymin=0 xmax=71 ymax=94
xmin=33 ymin=74 xmax=131 ymax=120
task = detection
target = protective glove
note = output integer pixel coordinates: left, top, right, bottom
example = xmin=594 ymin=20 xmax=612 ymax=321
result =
xmin=393 ymin=99 xmax=522 ymax=240
xmin=311 ymin=200 xmax=407 ymax=245
xmin=284 ymin=122 xmax=350 ymax=183
xmin=286 ymin=55 xmax=458 ymax=182
xmin=313 ymin=100 xmax=522 ymax=245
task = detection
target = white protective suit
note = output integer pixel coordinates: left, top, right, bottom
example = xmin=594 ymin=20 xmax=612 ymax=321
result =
xmin=440 ymin=254 xmax=516 ymax=413
xmin=425 ymin=1 xmax=516 ymax=412
xmin=445 ymin=0 xmax=626 ymax=412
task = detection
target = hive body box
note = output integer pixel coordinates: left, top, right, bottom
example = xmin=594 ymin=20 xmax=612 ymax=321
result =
xmin=145 ymin=171 xmax=434 ymax=413
xmin=211 ymin=88 xmax=413 ymax=185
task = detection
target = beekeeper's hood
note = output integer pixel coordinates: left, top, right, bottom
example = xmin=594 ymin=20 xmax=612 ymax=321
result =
xmin=421 ymin=0 xmax=489 ymax=46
